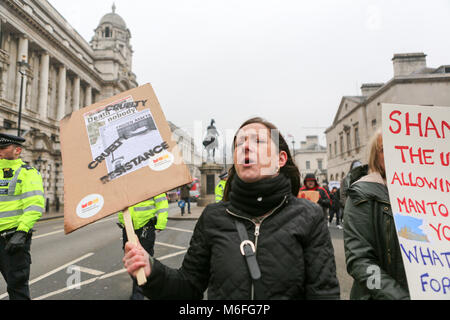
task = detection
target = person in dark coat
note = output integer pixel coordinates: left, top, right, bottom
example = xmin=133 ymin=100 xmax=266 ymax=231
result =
xmin=344 ymin=129 xmax=409 ymax=300
xmin=299 ymin=174 xmax=331 ymax=223
xmin=179 ymin=183 xmax=191 ymax=215
xmin=123 ymin=117 xmax=340 ymax=300
xmin=329 ymin=187 xmax=342 ymax=229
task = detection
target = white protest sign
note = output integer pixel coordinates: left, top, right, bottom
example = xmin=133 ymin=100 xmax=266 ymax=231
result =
xmin=382 ymin=103 xmax=450 ymax=300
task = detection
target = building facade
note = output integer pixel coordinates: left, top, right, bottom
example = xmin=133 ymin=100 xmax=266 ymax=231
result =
xmin=0 ymin=0 xmax=137 ymax=211
xmin=294 ymin=135 xmax=328 ymax=185
xmin=326 ymin=52 xmax=450 ymax=182
xmin=168 ymin=121 xmax=202 ymax=180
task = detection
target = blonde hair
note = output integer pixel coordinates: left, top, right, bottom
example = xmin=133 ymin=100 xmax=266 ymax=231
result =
xmin=367 ymin=128 xmax=385 ymax=177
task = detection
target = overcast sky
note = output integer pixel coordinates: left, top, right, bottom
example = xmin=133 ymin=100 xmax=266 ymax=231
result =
xmin=49 ymin=0 xmax=450 ymax=157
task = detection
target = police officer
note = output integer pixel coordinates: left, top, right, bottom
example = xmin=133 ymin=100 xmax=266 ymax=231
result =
xmin=118 ymin=193 xmax=169 ymax=300
xmin=0 ymin=133 xmax=44 ymax=300
xmin=215 ymin=172 xmax=228 ymax=203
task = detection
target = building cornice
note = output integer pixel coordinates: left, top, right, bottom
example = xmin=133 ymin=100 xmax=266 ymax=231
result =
xmin=363 ymin=73 xmax=450 ymax=106
xmin=2 ymin=0 xmax=105 ymax=89
xmin=0 ymin=102 xmax=60 ymax=131
xmin=326 ymin=73 xmax=450 ymax=134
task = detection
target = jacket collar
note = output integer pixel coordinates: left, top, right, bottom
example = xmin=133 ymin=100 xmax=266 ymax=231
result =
xmin=0 ymin=158 xmax=24 ymax=168
xmin=348 ymin=171 xmax=390 ymax=204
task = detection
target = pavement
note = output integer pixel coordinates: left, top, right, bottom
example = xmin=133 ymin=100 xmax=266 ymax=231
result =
xmin=39 ymin=201 xmax=205 ymax=222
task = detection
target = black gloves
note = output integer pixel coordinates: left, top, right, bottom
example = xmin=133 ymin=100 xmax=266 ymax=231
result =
xmin=5 ymin=231 xmax=28 ymax=254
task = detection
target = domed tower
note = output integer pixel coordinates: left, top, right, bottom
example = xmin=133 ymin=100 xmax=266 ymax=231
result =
xmin=90 ymin=3 xmax=138 ymax=98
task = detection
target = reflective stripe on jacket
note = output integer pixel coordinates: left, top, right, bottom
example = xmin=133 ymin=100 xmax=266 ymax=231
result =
xmin=215 ymin=180 xmax=226 ymax=203
xmin=118 ymin=193 xmax=169 ymax=230
xmin=0 ymin=158 xmax=45 ymax=233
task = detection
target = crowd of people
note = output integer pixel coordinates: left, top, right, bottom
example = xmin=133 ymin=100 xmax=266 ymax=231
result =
xmin=0 ymin=116 xmax=410 ymax=300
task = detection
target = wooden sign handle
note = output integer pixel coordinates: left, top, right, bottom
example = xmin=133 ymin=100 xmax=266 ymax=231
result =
xmin=123 ymin=208 xmax=147 ymax=286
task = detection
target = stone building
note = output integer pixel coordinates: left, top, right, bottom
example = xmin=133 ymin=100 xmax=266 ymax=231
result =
xmin=294 ymin=135 xmax=328 ymax=185
xmin=168 ymin=121 xmax=202 ymax=180
xmin=0 ymin=0 xmax=137 ymax=211
xmin=325 ymin=52 xmax=450 ymax=182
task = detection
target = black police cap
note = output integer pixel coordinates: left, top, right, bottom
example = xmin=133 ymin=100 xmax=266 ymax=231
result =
xmin=0 ymin=133 xmax=26 ymax=147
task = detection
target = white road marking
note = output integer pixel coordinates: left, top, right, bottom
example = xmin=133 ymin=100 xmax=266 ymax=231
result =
xmin=91 ymin=216 xmax=118 ymax=225
xmin=157 ymin=250 xmax=188 ymax=260
xmin=76 ymin=266 xmax=105 ymax=276
xmin=34 ymin=278 xmax=98 ymax=300
xmin=155 ymin=241 xmax=187 ymax=250
xmin=0 ymin=252 xmax=94 ymax=300
xmin=1 ymin=222 xmax=192 ymax=299
xmin=99 ymin=268 xmax=127 ymax=280
xmin=32 ymin=230 xmax=64 ymax=240
xmin=165 ymin=226 xmax=193 ymax=233
xmin=32 ymin=216 xmax=119 ymax=240
xmin=29 ymin=252 xmax=95 ymax=285
xmin=33 ymin=249 xmax=187 ymax=300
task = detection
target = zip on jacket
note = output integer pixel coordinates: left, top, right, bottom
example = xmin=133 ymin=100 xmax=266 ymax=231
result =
xmin=226 ymin=195 xmax=288 ymax=300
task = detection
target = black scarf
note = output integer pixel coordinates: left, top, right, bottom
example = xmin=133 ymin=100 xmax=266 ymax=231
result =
xmin=229 ymin=173 xmax=292 ymax=217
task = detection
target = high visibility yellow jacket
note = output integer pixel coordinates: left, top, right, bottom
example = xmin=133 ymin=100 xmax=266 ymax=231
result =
xmin=118 ymin=193 xmax=169 ymax=230
xmin=0 ymin=159 xmax=45 ymax=233
xmin=215 ymin=180 xmax=227 ymax=203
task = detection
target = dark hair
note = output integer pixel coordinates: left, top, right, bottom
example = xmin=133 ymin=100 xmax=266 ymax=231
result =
xmin=223 ymin=117 xmax=301 ymax=201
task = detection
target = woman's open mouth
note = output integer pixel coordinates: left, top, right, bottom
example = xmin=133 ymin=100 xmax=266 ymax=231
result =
xmin=243 ymin=156 xmax=256 ymax=167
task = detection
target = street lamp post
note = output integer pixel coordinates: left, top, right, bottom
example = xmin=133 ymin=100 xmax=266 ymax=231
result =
xmin=17 ymin=55 xmax=29 ymax=137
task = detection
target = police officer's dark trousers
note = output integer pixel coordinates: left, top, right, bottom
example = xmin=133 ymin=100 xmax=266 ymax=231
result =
xmin=0 ymin=231 xmax=32 ymax=300
xmin=122 ymin=220 xmax=156 ymax=300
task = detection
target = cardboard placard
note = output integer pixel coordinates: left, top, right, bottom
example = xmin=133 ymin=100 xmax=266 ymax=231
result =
xmin=297 ymin=190 xmax=320 ymax=203
xmin=60 ymin=83 xmax=192 ymax=234
xmin=382 ymin=103 xmax=450 ymax=300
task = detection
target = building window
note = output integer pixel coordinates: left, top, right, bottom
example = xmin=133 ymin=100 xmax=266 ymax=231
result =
xmin=346 ymin=131 xmax=351 ymax=152
xmin=334 ymin=141 xmax=337 ymax=156
xmin=329 ymin=144 xmax=332 ymax=157
xmin=3 ymin=120 xmax=14 ymax=129
xmin=306 ymin=161 xmax=310 ymax=170
xmin=317 ymin=159 xmax=323 ymax=170
xmin=355 ymin=125 xmax=360 ymax=148
xmin=339 ymin=134 xmax=344 ymax=155
xmin=105 ymin=27 xmax=111 ymax=38
xmin=330 ymin=174 xmax=334 ymax=181
xmin=372 ymin=119 xmax=377 ymax=128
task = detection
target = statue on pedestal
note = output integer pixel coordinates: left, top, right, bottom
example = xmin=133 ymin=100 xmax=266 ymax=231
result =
xmin=202 ymin=119 xmax=219 ymax=163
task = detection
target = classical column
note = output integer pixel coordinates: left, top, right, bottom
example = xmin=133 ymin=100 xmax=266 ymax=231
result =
xmin=15 ymin=35 xmax=28 ymax=105
xmin=72 ymin=75 xmax=80 ymax=111
xmin=0 ymin=68 xmax=7 ymax=99
xmin=17 ymin=35 xmax=28 ymax=62
xmin=85 ymin=85 xmax=92 ymax=106
xmin=38 ymin=52 xmax=49 ymax=119
xmin=0 ymin=21 xmax=4 ymax=98
xmin=56 ymin=65 xmax=66 ymax=120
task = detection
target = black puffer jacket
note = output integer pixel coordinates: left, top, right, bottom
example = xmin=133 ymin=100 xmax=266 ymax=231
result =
xmin=141 ymin=194 xmax=340 ymax=300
